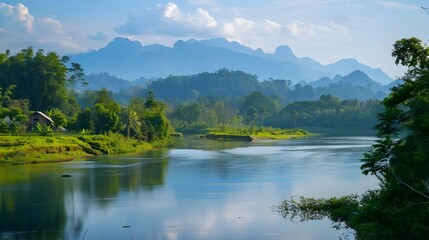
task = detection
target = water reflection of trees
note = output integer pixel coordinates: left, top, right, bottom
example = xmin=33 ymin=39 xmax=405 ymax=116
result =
xmin=0 ymin=167 xmax=68 ymax=240
xmin=0 ymin=151 xmax=170 ymax=239
xmin=178 ymin=136 xmax=251 ymax=151
xmin=87 ymin=151 xmax=169 ymax=202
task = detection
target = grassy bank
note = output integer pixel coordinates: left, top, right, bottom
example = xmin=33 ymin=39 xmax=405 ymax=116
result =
xmin=205 ymin=127 xmax=312 ymax=141
xmin=0 ymin=134 xmax=156 ymax=166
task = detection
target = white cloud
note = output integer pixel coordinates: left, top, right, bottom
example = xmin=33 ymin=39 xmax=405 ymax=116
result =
xmin=260 ymin=19 xmax=282 ymax=33
xmin=41 ymin=17 xmax=63 ymax=33
xmin=0 ymin=3 xmax=13 ymax=15
xmin=114 ymin=2 xmax=350 ymax=52
xmin=163 ymin=2 xmax=182 ymax=19
xmin=221 ymin=18 xmax=254 ymax=36
xmin=115 ymin=2 xmax=219 ymax=37
xmin=0 ymin=2 xmax=84 ymax=53
xmin=88 ymin=31 xmax=108 ymax=42
xmin=376 ymin=1 xmax=419 ymax=10
xmin=190 ymin=8 xmax=218 ymax=28
xmin=0 ymin=3 xmax=34 ymax=31
xmin=286 ymin=21 xmax=349 ymax=38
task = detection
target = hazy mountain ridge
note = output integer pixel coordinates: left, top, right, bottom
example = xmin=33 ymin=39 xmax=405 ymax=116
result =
xmin=93 ymin=69 xmax=400 ymax=107
xmin=72 ymin=37 xmax=394 ymax=84
xmin=82 ymin=69 xmax=399 ymax=103
xmin=81 ymin=73 xmax=150 ymax=93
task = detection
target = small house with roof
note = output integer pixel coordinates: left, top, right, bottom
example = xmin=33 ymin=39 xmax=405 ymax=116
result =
xmin=28 ymin=111 xmax=54 ymax=126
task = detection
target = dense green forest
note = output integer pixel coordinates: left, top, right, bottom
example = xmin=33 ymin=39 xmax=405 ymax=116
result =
xmin=270 ymin=95 xmax=382 ymax=129
xmin=277 ymin=37 xmax=429 ymax=239
xmin=168 ymin=92 xmax=381 ymax=133
xmin=0 ymin=48 xmax=171 ymax=143
xmin=111 ymin=68 xmax=391 ymax=106
xmin=109 ymin=69 xmax=386 ymax=133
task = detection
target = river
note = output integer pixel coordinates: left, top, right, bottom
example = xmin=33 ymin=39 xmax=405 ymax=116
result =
xmin=0 ymin=135 xmax=378 ymax=240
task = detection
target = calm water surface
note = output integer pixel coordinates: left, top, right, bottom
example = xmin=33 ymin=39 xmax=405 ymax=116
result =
xmin=0 ymin=136 xmax=379 ymax=240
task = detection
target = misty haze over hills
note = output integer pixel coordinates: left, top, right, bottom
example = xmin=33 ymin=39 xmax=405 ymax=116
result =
xmin=72 ymin=37 xmax=394 ymax=84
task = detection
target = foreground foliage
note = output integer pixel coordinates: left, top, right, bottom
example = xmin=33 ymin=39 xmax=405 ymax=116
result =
xmin=277 ymin=38 xmax=429 ymax=239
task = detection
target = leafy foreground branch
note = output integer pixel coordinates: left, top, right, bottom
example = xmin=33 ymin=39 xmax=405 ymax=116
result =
xmin=276 ymin=37 xmax=429 ymax=239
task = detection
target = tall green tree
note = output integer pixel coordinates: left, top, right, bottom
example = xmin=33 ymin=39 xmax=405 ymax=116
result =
xmin=278 ymin=38 xmax=429 ymax=240
xmin=0 ymin=85 xmax=16 ymax=107
xmin=67 ymin=62 xmax=87 ymax=92
xmin=124 ymin=109 xmax=141 ymax=139
xmin=0 ymin=48 xmax=79 ymax=116
xmin=355 ymin=37 xmax=429 ymax=239
xmin=46 ymin=108 xmax=68 ymax=129
xmin=68 ymin=108 xmax=93 ymax=132
xmin=241 ymin=91 xmax=280 ymax=117
xmin=141 ymin=91 xmax=171 ymax=142
xmin=93 ymin=104 xmax=119 ymax=134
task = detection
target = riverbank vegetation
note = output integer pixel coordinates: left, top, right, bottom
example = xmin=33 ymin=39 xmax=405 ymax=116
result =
xmin=0 ymin=48 xmax=172 ymax=165
xmin=276 ymin=38 xmax=429 ymax=239
xmin=0 ymin=134 xmax=156 ymax=165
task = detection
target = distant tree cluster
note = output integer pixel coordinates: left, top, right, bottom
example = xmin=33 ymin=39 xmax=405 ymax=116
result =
xmin=269 ymin=95 xmax=382 ymax=130
xmin=169 ymin=90 xmax=381 ymax=133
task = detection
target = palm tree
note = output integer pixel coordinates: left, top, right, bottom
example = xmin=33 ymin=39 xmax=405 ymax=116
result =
xmin=125 ymin=109 xmax=141 ymax=139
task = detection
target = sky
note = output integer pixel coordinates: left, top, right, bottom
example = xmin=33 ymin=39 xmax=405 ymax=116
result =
xmin=0 ymin=0 xmax=428 ymax=79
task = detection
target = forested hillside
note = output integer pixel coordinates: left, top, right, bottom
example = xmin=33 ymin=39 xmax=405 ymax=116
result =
xmin=127 ymin=69 xmax=389 ymax=105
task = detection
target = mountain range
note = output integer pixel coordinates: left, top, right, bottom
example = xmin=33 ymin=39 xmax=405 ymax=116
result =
xmin=72 ymin=38 xmax=394 ymax=84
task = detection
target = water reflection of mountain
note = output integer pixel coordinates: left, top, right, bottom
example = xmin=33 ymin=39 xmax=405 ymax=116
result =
xmin=0 ymin=150 xmax=170 ymax=239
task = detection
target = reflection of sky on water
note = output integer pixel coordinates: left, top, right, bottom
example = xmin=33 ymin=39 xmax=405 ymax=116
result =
xmin=0 ymin=136 xmax=378 ymax=240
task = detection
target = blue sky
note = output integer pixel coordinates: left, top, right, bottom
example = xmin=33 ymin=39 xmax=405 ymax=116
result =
xmin=0 ymin=0 xmax=428 ymax=79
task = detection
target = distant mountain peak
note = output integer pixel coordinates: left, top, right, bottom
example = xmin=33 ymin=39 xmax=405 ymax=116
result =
xmin=173 ymin=39 xmax=188 ymax=48
xmin=107 ymin=37 xmax=143 ymax=49
xmin=182 ymin=38 xmax=256 ymax=55
xmin=326 ymin=58 xmax=393 ymax=84
xmin=255 ymin=48 xmax=264 ymax=55
xmin=335 ymin=58 xmax=360 ymax=65
xmin=275 ymin=45 xmax=294 ymax=55
xmin=73 ymin=37 xmax=394 ymax=84
xmin=341 ymin=70 xmax=374 ymax=84
xmin=273 ymin=45 xmax=300 ymax=62
xmin=348 ymin=70 xmax=367 ymax=76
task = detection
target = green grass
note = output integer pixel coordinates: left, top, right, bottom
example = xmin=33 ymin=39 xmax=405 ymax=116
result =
xmin=250 ymin=128 xmax=312 ymax=140
xmin=0 ymin=134 xmax=155 ymax=166
xmin=207 ymin=127 xmax=313 ymax=141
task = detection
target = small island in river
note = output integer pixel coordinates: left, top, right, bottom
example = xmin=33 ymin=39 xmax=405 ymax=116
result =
xmin=204 ymin=128 xmax=311 ymax=142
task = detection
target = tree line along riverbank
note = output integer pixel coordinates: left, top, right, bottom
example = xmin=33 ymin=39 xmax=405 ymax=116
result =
xmin=0 ymin=127 xmax=311 ymax=166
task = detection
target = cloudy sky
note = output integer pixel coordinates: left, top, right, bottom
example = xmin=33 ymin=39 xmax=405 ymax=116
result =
xmin=0 ymin=0 xmax=427 ymax=78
